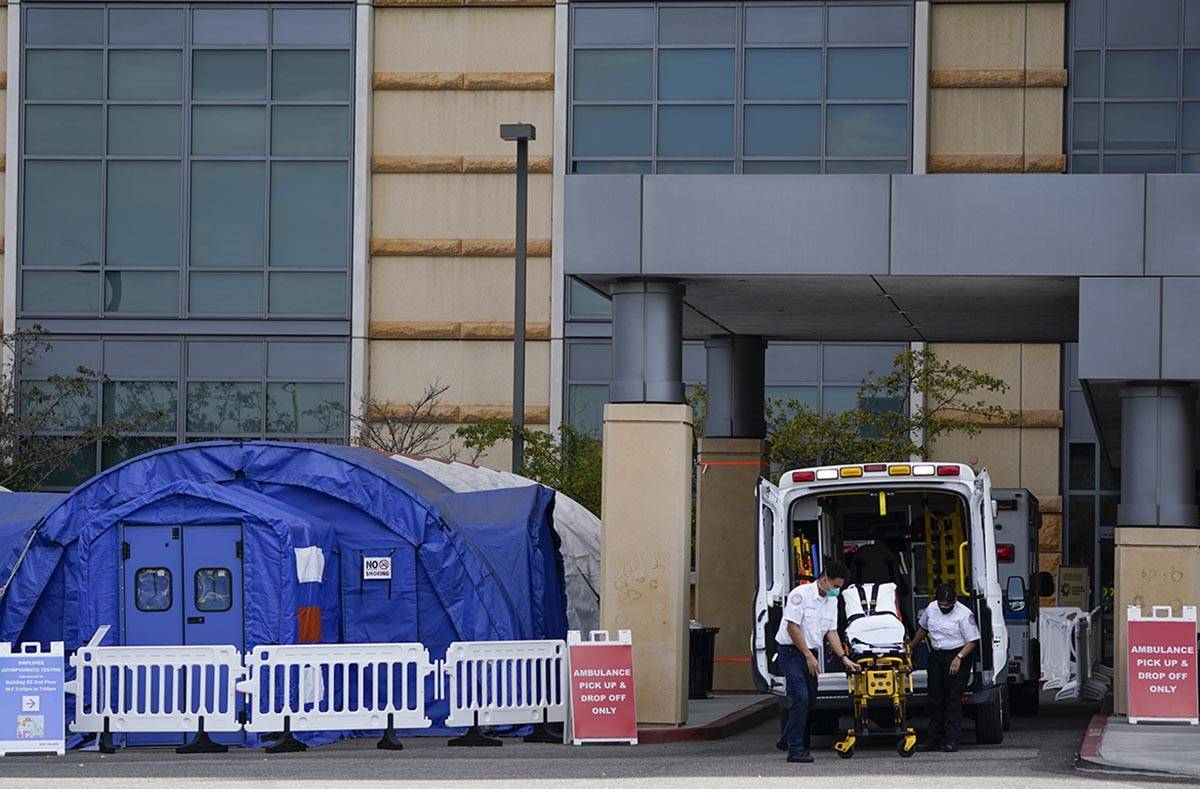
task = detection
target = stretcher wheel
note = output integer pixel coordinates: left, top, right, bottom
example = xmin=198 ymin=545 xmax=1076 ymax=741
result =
xmin=898 ymin=738 xmax=916 ymax=758
xmin=836 ymin=745 xmax=855 ymax=759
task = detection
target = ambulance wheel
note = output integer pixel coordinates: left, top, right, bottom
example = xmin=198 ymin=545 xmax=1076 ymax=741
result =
xmin=898 ymin=738 xmax=917 ymax=758
xmin=974 ymin=692 xmax=1005 ymax=745
xmin=1002 ymin=686 xmax=1011 ymax=732
xmin=836 ymin=745 xmax=855 ymax=759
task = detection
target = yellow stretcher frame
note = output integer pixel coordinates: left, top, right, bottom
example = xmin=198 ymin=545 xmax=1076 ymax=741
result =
xmin=833 ymin=652 xmax=918 ymax=759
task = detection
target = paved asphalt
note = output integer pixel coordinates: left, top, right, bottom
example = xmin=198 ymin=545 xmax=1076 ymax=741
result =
xmin=0 ymin=700 xmax=1186 ymax=787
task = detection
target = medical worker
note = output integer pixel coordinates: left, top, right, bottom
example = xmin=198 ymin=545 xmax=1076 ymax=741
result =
xmin=774 ymin=560 xmax=860 ymax=763
xmin=910 ymin=583 xmax=981 ymax=752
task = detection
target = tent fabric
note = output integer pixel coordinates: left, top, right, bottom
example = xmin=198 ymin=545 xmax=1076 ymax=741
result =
xmin=0 ymin=441 xmax=568 ymax=743
xmin=390 ymin=455 xmax=600 ymax=633
xmin=0 ymin=493 xmax=66 ymax=606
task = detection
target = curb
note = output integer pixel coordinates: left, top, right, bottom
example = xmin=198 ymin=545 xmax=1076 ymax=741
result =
xmin=637 ymin=698 xmax=778 ymax=744
xmin=1075 ymin=713 xmax=1197 ymax=782
xmin=1078 ymin=712 xmax=1107 ymax=761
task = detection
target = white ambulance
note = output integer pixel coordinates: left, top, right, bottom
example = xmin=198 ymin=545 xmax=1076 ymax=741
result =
xmin=752 ymin=461 xmax=1009 ymax=744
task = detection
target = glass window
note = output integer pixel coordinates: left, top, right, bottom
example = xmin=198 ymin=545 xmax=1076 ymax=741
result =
xmin=186 ymin=381 xmax=262 ymax=434
xmin=270 ymin=163 xmax=349 ymax=267
xmin=827 ymin=105 xmax=908 ymax=156
xmin=135 ymin=568 xmax=173 ymax=612
xmin=194 ymin=568 xmax=233 ymax=612
xmin=26 ymin=50 xmax=103 ymax=100
xmin=658 ymin=106 xmax=734 ymax=157
xmin=827 ymin=5 xmax=911 ymax=43
xmin=569 ymin=278 xmax=612 ymax=318
xmin=567 ymin=341 xmax=613 ymax=380
xmin=573 ymin=160 xmax=652 ymax=174
xmin=109 ymin=9 xmax=186 ymax=45
xmin=193 ymin=8 xmax=268 ymax=46
xmin=24 ymin=161 xmax=101 ymax=267
xmin=1106 ymin=0 xmax=1178 ymax=47
xmin=1185 ymin=103 xmax=1200 ymax=147
xmin=765 ymin=385 xmax=819 ymax=411
xmin=102 ymin=437 xmax=175 ymax=470
xmin=573 ymin=106 xmax=652 ymax=156
xmin=574 ymin=7 xmax=655 ymax=45
xmin=272 ymin=51 xmax=350 ymax=100
xmin=745 ymin=49 xmax=820 ymax=100
xmin=1102 ymin=154 xmax=1177 ymax=173
xmin=1069 ymin=442 xmax=1097 ymax=489
xmin=193 ymin=51 xmax=267 ymax=100
xmin=822 ymin=386 xmax=861 ymax=415
xmin=573 ymin=50 xmax=652 ymax=100
xmin=1068 ymin=495 xmax=1097 ymax=567
xmin=107 ymin=163 xmax=181 ymax=267
xmin=25 ymin=106 xmax=102 ymax=156
xmin=1075 ymin=0 xmax=1102 ymax=48
xmin=104 ymin=271 xmax=179 ymax=314
xmin=659 ymin=50 xmax=735 ymax=100
xmin=657 ymin=161 xmax=734 ymax=174
xmin=823 ymin=344 xmax=898 ymax=382
xmin=109 ymin=51 xmax=183 ymax=100
xmin=659 ymin=7 xmax=735 ymax=45
xmin=273 ymin=9 xmax=353 ymax=46
xmin=271 ymin=107 xmax=350 ymax=156
xmin=568 ymin=384 xmax=609 ymax=438
xmin=1186 ymin=51 xmax=1200 ymax=96
xmin=1104 ymin=102 xmax=1177 ymax=149
xmin=744 ymin=6 xmax=821 ymax=44
xmin=190 ymin=163 xmax=267 ymax=268
xmin=21 ymin=380 xmax=97 ymax=431
xmin=104 ymin=381 xmax=178 ymax=432
xmin=108 ymin=106 xmax=182 ymax=156
xmin=1074 ymin=51 xmax=1100 ymax=98
xmin=22 ymin=271 xmax=99 ymax=314
xmin=827 ymin=48 xmax=909 ymax=99
xmin=1074 ymin=103 xmax=1100 ymax=149
xmin=825 ymin=160 xmax=907 ymax=174
xmin=744 ymin=105 xmax=820 ymax=157
xmin=743 ymin=160 xmax=820 ymax=173
xmin=267 ymin=382 xmax=345 ymax=434
xmin=193 ymin=106 xmax=266 ymax=156
xmin=189 ymin=272 xmax=263 ymax=315
xmin=1105 ymin=51 xmax=1178 ymax=97
xmin=269 ymin=272 xmax=347 ymax=315
xmin=26 ymin=8 xmax=103 ymax=44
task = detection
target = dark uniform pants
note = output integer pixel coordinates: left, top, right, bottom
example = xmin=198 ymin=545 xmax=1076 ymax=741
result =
xmin=927 ymin=648 xmax=970 ymax=744
xmin=778 ymin=644 xmax=820 ymax=754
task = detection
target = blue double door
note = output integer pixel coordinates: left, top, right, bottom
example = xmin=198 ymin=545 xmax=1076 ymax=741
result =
xmin=121 ymin=524 xmax=244 ymax=746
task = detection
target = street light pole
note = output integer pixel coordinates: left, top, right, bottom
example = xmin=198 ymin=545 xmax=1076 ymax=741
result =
xmin=500 ymin=123 xmax=536 ymax=473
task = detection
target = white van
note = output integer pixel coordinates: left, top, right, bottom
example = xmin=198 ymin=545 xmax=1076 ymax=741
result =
xmin=752 ymin=461 xmax=1009 ymax=744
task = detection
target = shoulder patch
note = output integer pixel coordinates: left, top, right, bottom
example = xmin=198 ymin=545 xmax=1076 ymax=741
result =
xmin=968 ymin=614 xmax=977 ymax=626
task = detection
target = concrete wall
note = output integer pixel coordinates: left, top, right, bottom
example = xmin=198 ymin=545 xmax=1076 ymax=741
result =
xmin=927 ymin=2 xmax=1065 ymax=173
xmin=367 ymin=3 xmax=556 ymax=469
xmin=927 ymin=343 xmax=1063 ymax=598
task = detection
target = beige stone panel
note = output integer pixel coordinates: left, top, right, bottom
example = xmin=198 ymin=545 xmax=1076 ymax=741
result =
xmin=930 ymin=88 xmax=1024 ymax=155
xmin=374 ymin=8 xmax=553 ymax=73
xmin=1024 ymin=87 xmax=1064 ymax=156
xmin=369 ymin=338 xmax=550 ymax=406
xmin=929 ymin=343 xmax=1022 ymax=410
xmin=930 ymin=427 xmax=1021 ymax=488
xmin=1025 ymin=3 xmax=1065 ymax=70
xmin=601 ymin=403 xmax=694 ymax=725
xmin=371 ymin=256 xmax=551 ymax=324
xmin=372 ymin=172 xmax=552 ymax=239
xmin=1020 ymin=344 xmax=1060 ymax=411
xmin=1019 ymin=427 xmax=1059 ymax=500
xmin=373 ymin=91 xmax=553 ymax=157
xmin=694 ymin=438 xmax=769 ymax=692
xmin=0 ymin=10 xmax=7 ymax=71
xmin=356 ymin=422 xmax=549 ymax=473
xmin=1113 ymin=528 xmax=1200 ymax=713
xmin=931 ymin=3 xmax=1025 ymax=70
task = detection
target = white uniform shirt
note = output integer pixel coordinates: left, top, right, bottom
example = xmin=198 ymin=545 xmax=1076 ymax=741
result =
xmin=918 ymin=601 xmax=981 ymax=651
xmin=775 ymin=582 xmax=838 ymax=649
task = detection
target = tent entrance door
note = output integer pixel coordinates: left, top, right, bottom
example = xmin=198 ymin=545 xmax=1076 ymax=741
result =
xmin=121 ymin=523 xmax=244 ymax=746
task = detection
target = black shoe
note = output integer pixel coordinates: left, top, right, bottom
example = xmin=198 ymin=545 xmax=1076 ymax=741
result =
xmin=787 ymin=751 xmax=814 ymax=763
xmin=943 ymin=742 xmax=958 ymax=753
xmin=775 ymin=739 xmax=787 ymax=752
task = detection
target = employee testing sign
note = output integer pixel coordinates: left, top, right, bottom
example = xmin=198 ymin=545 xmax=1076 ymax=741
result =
xmin=0 ymin=642 xmax=65 ymax=755
xmin=567 ymin=630 xmax=637 ymax=745
xmin=1127 ymin=605 xmax=1198 ymax=724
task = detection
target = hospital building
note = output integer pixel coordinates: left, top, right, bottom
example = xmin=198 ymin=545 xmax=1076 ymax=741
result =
xmin=2 ymin=0 xmax=1199 ymax=724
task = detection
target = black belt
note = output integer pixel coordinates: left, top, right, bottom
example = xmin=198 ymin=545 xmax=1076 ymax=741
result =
xmin=932 ymin=646 xmax=966 ymax=655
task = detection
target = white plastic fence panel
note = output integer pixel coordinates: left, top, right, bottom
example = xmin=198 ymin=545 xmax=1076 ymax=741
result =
xmin=65 ymin=644 xmax=242 ymax=734
xmin=443 ymin=639 xmax=567 ymax=727
xmin=238 ymin=642 xmax=434 ymax=733
xmin=1040 ymin=607 xmax=1084 ymax=697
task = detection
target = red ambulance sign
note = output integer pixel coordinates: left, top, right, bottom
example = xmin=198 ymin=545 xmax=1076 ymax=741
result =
xmin=568 ymin=631 xmax=637 ymax=744
xmin=1127 ymin=606 xmax=1199 ymax=724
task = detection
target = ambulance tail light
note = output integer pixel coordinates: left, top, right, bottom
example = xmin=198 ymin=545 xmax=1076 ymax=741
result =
xmin=888 ymin=464 xmax=911 ymax=476
xmin=792 ymin=470 xmax=816 ymax=483
xmin=840 ymin=466 xmax=863 ymax=478
xmin=864 ymin=464 xmax=887 ymax=473
xmin=996 ymin=544 xmax=1015 ymax=563
xmin=816 ymin=468 xmax=838 ymax=480
xmin=912 ymin=464 xmax=936 ymax=477
xmin=936 ymin=465 xmax=961 ymax=477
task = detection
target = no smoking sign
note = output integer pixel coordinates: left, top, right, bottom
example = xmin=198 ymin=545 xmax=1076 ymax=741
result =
xmin=363 ymin=556 xmax=392 ymax=580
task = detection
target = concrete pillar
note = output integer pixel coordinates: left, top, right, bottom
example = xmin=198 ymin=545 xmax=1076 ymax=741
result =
xmin=601 ymin=403 xmax=694 ymax=725
xmin=1112 ymin=385 xmax=1200 ymax=714
xmin=694 ymin=335 xmax=767 ymax=690
xmin=611 ymin=280 xmax=684 ymax=404
xmin=695 ymin=437 xmax=769 ymax=691
xmin=703 ymin=335 xmax=766 ymax=439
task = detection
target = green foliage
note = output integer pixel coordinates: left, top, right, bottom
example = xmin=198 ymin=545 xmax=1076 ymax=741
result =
xmin=454 ymin=421 xmax=603 ymax=516
xmin=766 ymin=348 xmax=1014 ymax=472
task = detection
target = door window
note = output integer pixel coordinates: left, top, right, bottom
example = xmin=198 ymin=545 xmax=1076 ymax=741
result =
xmin=194 ymin=567 xmax=233 ymax=612
xmin=135 ymin=567 xmax=173 ymax=611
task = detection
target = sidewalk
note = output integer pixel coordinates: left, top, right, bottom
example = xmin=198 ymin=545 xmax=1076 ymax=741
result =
xmin=1078 ymin=713 xmax=1200 ymax=778
xmin=637 ymin=694 xmax=777 ymax=744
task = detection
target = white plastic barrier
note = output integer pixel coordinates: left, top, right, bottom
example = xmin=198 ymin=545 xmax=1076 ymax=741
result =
xmin=65 ymin=644 xmax=243 ymax=736
xmin=1040 ymin=607 xmax=1084 ymax=698
xmin=238 ymin=642 xmax=435 ymax=734
xmin=443 ymin=639 xmax=567 ymax=728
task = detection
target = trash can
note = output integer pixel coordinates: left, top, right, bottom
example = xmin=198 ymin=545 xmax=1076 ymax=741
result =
xmin=688 ymin=626 xmax=720 ymax=699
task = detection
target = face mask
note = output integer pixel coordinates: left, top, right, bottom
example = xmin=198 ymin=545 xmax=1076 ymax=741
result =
xmin=938 ymin=605 xmax=954 ymax=614
xmin=825 ymin=586 xmax=841 ymax=599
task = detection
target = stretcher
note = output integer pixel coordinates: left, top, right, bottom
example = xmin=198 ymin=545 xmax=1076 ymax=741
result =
xmin=833 ymin=582 xmax=918 ymax=758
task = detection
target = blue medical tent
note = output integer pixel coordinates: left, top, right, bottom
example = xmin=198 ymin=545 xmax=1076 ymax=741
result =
xmin=0 ymin=442 xmax=567 ymax=741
